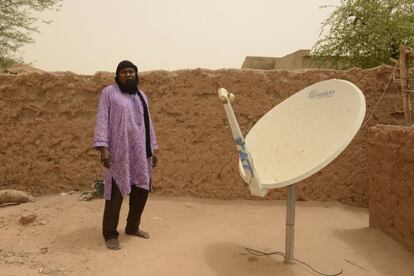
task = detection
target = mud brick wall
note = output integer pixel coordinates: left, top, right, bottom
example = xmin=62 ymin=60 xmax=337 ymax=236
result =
xmin=0 ymin=66 xmax=407 ymax=207
xmin=368 ymin=125 xmax=414 ymax=252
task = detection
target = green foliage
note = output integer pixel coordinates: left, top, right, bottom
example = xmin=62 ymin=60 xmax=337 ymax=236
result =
xmin=0 ymin=0 xmax=61 ymax=70
xmin=311 ymin=0 xmax=414 ymax=69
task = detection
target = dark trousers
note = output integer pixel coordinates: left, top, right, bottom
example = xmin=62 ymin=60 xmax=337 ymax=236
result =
xmin=102 ymin=179 xmax=149 ymax=241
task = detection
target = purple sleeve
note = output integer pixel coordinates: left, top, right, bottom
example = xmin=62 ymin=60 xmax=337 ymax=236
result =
xmin=149 ymin=111 xmax=158 ymax=151
xmin=93 ymin=88 xmax=110 ymax=148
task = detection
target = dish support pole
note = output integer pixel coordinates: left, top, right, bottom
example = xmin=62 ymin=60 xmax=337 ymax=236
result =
xmin=284 ymin=184 xmax=296 ymax=264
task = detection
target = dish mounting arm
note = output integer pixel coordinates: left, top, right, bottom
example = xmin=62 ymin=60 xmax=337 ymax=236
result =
xmin=218 ymin=88 xmax=268 ymax=197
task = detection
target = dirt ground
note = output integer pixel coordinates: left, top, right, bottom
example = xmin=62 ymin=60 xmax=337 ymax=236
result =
xmin=1 ymin=194 xmax=413 ymax=276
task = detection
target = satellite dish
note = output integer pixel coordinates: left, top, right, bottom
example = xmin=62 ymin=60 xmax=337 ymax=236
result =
xmin=240 ymin=79 xmax=366 ymax=189
xmin=218 ymin=79 xmax=366 ymax=264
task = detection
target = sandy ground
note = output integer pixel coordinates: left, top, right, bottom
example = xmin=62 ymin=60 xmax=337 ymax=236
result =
xmin=0 ymin=194 xmax=413 ymax=276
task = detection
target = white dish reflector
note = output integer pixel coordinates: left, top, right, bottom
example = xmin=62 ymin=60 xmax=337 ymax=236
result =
xmin=238 ymin=79 xmax=366 ymax=190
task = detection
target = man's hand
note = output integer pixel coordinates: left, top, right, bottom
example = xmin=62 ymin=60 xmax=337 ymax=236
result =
xmin=152 ymin=153 xmax=158 ymax=168
xmin=100 ymin=147 xmax=112 ymax=168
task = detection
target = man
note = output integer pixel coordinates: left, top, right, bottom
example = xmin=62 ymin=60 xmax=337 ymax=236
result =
xmin=93 ymin=60 xmax=158 ymax=250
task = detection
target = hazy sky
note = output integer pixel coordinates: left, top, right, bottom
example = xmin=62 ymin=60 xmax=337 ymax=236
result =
xmin=22 ymin=0 xmax=340 ymax=74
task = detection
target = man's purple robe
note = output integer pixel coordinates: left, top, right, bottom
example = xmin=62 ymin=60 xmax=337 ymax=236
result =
xmin=93 ymin=84 xmax=158 ymax=200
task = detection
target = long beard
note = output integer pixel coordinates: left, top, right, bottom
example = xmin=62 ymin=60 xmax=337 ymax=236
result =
xmin=118 ymin=79 xmax=138 ymax=94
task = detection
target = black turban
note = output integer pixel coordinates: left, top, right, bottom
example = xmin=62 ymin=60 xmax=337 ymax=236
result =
xmin=116 ymin=60 xmax=137 ymax=75
xmin=115 ymin=60 xmax=139 ymax=88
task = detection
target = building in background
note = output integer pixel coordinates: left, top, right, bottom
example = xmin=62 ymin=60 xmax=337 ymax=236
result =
xmin=241 ymin=49 xmax=326 ymax=70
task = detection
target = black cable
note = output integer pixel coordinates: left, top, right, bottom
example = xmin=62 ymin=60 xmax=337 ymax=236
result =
xmin=244 ymin=247 xmax=343 ymax=276
xmin=361 ymin=62 xmax=398 ymax=128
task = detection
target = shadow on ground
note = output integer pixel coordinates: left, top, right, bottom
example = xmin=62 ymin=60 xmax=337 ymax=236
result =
xmin=53 ymin=226 xmax=104 ymax=252
xmin=332 ymin=227 xmax=414 ymax=276
xmin=203 ymin=242 xmax=321 ymax=276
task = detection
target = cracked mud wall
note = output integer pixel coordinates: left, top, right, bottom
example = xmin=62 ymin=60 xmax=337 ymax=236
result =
xmin=0 ymin=66 xmax=406 ymax=207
